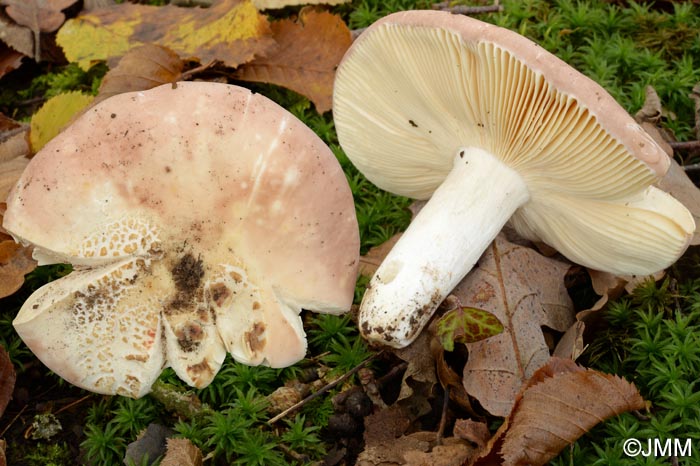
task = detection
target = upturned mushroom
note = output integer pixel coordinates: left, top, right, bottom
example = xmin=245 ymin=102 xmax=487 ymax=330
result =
xmin=333 ymin=11 xmax=694 ymax=348
xmin=4 ymin=82 xmax=359 ymax=397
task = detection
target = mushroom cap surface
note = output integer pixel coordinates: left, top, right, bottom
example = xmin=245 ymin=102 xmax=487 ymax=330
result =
xmin=5 ymin=82 xmax=359 ymax=397
xmin=333 ymin=10 xmax=693 ymax=275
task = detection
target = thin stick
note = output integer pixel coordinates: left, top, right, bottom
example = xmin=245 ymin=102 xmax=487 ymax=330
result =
xmin=682 ymin=162 xmax=700 ymax=172
xmin=54 ymin=394 xmax=93 ymax=415
xmin=436 ymin=386 xmax=450 ymax=446
xmin=432 ymin=2 xmax=504 ymax=14
xmin=0 ymin=125 xmax=28 ymax=143
xmin=180 ymin=60 xmax=218 ymax=81
xmin=0 ymin=405 xmax=27 ymax=438
xmin=267 ymin=352 xmax=380 ymax=424
xmin=669 ymin=140 xmax=700 ymax=151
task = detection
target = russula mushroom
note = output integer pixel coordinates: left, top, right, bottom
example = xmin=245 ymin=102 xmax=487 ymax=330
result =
xmin=4 ymin=82 xmax=359 ymax=397
xmin=333 ymin=11 xmax=694 ymax=348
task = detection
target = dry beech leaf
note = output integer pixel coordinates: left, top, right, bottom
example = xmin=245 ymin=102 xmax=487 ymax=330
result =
xmin=453 ymin=418 xmax=490 ymax=450
xmin=235 ymin=8 xmax=352 ymax=113
xmin=0 ymin=150 xmax=29 ymax=202
xmin=253 ymin=0 xmax=349 ymax=9
xmin=359 ymin=233 xmax=401 ymax=277
xmin=658 ymin=158 xmax=700 ymax=245
xmin=393 ymin=318 xmax=438 ymax=409
xmin=1 ymin=115 xmax=30 ymax=201
xmin=57 ymin=0 xmax=274 ymax=70
xmin=475 ymin=357 xmax=645 ymax=466
xmin=2 ymin=0 xmax=76 ymax=61
xmin=0 ymin=345 xmax=15 ymax=418
xmin=0 ymin=236 xmax=36 ymax=298
xmin=160 ymin=438 xmax=203 ymax=466
xmin=454 ymin=233 xmax=574 ymax=416
xmin=359 ymin=404 xmax=415 ymax=465
xmin=552 ymin=320 xmax=585 ymax=360
xmin=1 ymin=0 xmax=76 ymax=32
xmin=402 ymin=437 xmax=474 ymax=466
xmin=0 ymin=12 xmax=34 ymax=58
xmin=95 ymin=44 xmax=183 ymax=104
xmin=0 ymin=43 xmax=23 ymax=78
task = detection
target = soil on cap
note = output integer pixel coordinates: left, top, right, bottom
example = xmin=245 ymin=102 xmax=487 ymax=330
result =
xmin=169 ymin=253 xmax=204 ymax=310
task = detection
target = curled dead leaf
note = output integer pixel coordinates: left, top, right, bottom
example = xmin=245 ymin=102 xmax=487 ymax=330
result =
xmin=657 ymin=158 xmax=700 ymax=245
xmin=0 ymin=345 xmax=15 ymax=418
xmin=0 ymin=236 xmax=36 ymax=298
xmin=475 ymin=357 xmax=646 ymax=466
xmin=161 ymin=437 xmax=203 ymax=466
xmin=0 ymin=13 xmax=33 ymax=59
xmin=2 ymin=0 xmax=76 ymax=33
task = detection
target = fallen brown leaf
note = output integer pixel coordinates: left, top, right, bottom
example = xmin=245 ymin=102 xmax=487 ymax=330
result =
xmin=160 ymin=438 xmax=203 ymax=466
xmin=474 ymin=357 xmax=646 ymax=466
xmin=402 ymin=437 xmax=474 ymax=466
xmin=0 ymin=115 xmax=30 ymax=201
xmin=453 ymin=418 xmax=490 ymax=450
xmin=0 ymin=236 xmax=36 ymax=298
xmin=95 ymin=44 xmax=183 ymax=104
xmin=454 ymin=233 xmax=574 ymax=416
xmin=235 ymin=8 xmax=352 ymax=113
xmin=1 ymin=0 xmax=76 ymax=61
xmin=0 ymin=345 xmax=15 ymax=418
xmin=0 ymin=43 xmax=23 ymax=78
xmin=57 ymin=0 xmax=275 ymax=70
xmin=658 ymin=158 xmax=700 ymax=245
xmin=2 ymin=0 xmax=76 ymax=32
xmin=359 ymin=233 xmax=401 ymax=277
xmin=0 ymin=12 xmax=34 ymax=58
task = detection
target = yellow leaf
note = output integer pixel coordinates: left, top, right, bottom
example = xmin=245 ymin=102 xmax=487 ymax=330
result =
xmin=30 ymin=92 xmax=94 ymax=153
xmin=57 ymin=0 xmax=274 ymax=71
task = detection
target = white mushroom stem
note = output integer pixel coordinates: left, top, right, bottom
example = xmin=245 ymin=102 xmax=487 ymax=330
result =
xmin=359 ymin=147 xmax=530 ymax=347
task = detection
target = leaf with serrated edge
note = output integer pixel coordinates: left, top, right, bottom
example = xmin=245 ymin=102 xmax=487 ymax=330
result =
xmin=29 ymin=92 xmax=94 ymax=153
xmin=235 ymin=8 xmax=351 ymax=113
xmin=2 ymin=0 xmax=76 ymax=33
xmin=455 ymin=233 xmax=574 ymax=416
xmin=481 ymin=358 xmax=646 ymax=466
xmin=161 ymin=438 xmax=203 ymax=466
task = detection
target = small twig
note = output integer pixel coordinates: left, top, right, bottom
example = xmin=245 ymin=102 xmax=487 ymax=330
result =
xmin=54 ymin=394 xmax=93 ymax=415
xmin=0 ymin=125 xmax=29 ymax=143
xmin=436 ymin=386 xmax=450 ymax=446
xmin=682 ymin=162 xmax=700 ymax=172
xmin=630 ymin=409 xmax=651 ymax=422
xmin=180 ymin=59 xmax=218 ymax=81
xmin=669 ymin=140 xmax=700 ymax=151
xmin=432 ymin=2 xmax=504 ymax=15
xmin=267 ymin=352 xmax=380 ymax=424
xmin=0 ymin=405 xmax=27 ymax=438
